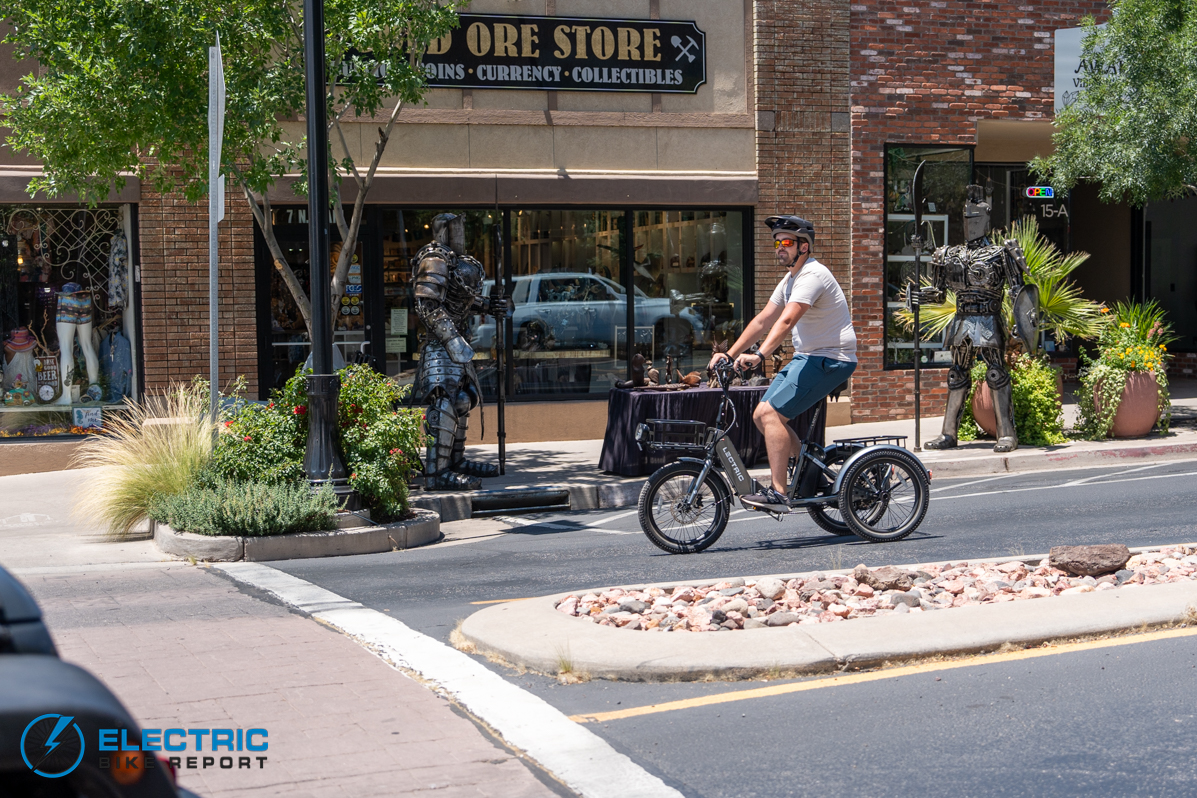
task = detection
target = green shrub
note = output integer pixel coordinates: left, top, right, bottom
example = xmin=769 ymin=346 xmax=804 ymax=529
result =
xmin=207 ymin=365 xmax=426 ymax=520
xmin=149 ymin=479 xmax=338 ymax=537
xmin=957 ymin=355 xmax=1064 ymax=446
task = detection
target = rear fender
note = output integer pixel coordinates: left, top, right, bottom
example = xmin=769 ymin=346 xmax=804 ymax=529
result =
xmin=831 ymin=445 xmax=927 ymax=495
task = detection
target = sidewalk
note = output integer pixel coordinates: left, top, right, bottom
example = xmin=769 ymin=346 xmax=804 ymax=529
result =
xmin=17 ymin=564 xmax=560 ymax=798
xmin=420 ymin=379 xmax=1197 ymax=521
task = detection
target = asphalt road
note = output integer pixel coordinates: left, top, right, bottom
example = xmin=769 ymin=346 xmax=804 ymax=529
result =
xmin=269 ymin=458 xmax=1197 ymax=797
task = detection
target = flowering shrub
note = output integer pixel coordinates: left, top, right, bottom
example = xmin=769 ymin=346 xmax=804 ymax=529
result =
xmin=1075 ymin=300 xmax=1174 ymax=438
xmin=208 ymin=365 xmax=426 ymax=519
xmin=956 ymin=354 xmax=1065 ymax=446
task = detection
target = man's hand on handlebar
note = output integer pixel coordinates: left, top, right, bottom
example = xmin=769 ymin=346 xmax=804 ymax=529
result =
xmin=707 ymin=352 xmax=731 ymax=372
xmin=735 ymin=352 xmax=764 ymax=372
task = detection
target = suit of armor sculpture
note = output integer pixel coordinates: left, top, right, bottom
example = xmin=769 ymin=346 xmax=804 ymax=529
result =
xmin=414 ymin=213 xmax=508 ymax=490
xmin=920 ymin=185 xmax=1030 ymax=453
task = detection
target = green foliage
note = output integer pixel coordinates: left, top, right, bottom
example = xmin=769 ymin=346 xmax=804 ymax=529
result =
xmin=958 ymin=355 xmax=1065 ymax=446
xmin=149 ymin=479 xmax=338 ymax=537
xmin=1075 ymin=300 xmax=1173 ymax=438
xmin=0 ymin=0 xmax=461 ymax=205
xmin=897 ymin=216 xmax=1104 ymax=351
xmin=207 ymin=365 xmax=425 ymax=518
xmin=1031 ymin=1 xmax=1197 ymax=204
xmin=336 ymin=364 xmax=425 ymax=522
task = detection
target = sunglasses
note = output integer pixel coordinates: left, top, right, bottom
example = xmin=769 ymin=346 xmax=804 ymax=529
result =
xmin=774 ymin=238 xmax=800 ymax=249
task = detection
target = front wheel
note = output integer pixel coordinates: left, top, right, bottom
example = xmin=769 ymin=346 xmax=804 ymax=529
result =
xmin=837 ymin=449 xmax=929 ymax=543
xmin=638 ymin=461 xmax=731 ymax=554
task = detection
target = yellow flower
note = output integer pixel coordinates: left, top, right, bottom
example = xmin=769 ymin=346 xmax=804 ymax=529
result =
xmin=1100 ymin=307 xmax=1110 ymax=313
xmin=1160 ymin=345 xmax=1167 ymax=351
xmin=1120 ymin=322 xmax=1130 ymax=328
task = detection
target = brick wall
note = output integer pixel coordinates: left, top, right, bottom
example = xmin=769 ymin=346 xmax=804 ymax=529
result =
xmin=138 ymin=185 xmax=258 ymax=396
xmin=753 ymin=0 xmax=852 ymax=318
xmin=846 ymin=0 xmax=1109 ymax=421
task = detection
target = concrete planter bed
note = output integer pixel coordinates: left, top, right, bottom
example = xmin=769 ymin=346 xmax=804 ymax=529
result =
xmin=152 ymin=508 xmax=440 ymax=562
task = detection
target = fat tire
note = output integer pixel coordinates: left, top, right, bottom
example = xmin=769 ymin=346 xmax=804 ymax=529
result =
xmin=837 ymin=449 xmax=929 ymax=543
xmin=638 ymin=461 xmax=731 ymax=554
xmin=805 ymin=446 xmax=855 ymax=536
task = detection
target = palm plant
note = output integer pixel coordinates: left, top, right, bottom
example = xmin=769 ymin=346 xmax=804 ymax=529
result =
xmin=897 ymin=215 xmax=1105 ymax=352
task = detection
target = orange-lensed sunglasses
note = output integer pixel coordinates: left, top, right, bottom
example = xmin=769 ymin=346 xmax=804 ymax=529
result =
xmin=774 ymin=238 xmax=800 ymax=249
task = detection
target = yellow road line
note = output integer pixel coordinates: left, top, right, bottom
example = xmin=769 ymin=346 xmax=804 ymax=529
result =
xmin=570 ymin=625 xmax=1197 ymax=724
xmin=469 ymin=598 xmax=533 ymax=605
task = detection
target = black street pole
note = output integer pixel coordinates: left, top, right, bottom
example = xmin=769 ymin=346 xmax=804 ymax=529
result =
xmin=301 ymin=0 xmax=350 ymax=497
xmin=910 ymin=160 xmax=927 ymax=452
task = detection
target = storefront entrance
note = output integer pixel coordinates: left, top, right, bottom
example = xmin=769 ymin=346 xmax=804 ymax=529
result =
xmin=255 ymin=206 xmax=753 ymax=403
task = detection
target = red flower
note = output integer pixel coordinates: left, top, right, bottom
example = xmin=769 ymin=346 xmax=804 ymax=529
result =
xmin=293 ymin=405 xmax=307 ymax=415
xmin=225 ymin=420 xmax=233 ymax=427
xmin=243 ymin=436 xmax=252 ymax=442
xmin=351 ymin=473 xmax=357 ymax=479
xmin=267 ymin=402 xmax=274 ymax=409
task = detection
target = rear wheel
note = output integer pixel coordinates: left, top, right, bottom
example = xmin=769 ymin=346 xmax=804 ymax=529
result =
xmin=638 ymin=461 xmax=731 ymax=554
xmin=806 ymin=446 xmax=855 ymax=536
xmin=837 ymin=449 xmax=929 ymax=543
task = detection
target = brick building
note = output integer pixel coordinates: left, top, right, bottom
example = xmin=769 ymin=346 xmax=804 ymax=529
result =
xmin=3 ymin=0 xmax=1192 ymax=456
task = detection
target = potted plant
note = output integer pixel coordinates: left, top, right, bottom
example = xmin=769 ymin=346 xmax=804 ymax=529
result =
xmin=1075 ymin=300 xmax=1174 ymax=438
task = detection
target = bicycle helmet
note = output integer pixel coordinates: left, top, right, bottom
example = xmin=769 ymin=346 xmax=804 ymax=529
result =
xmin=764 ymin=215 xmax=815 ymax=246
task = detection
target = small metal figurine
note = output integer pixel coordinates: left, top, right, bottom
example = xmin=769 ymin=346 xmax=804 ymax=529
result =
xmin=414 ymin=213 xmax=511 ymax=490
xmin=915 ymin=184 xmax=1037 ymax=453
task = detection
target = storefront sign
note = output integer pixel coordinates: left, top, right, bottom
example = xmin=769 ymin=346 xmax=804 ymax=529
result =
xmin=1024 ymin=186 xmax=1055 ymax=199
xmin=73 ymin=407 xmax=103 ymax=429
xmin=423 ymin=14 xmax=706 ymax=94
xmin=1054 ymin=24 xmax=1114 ymax=113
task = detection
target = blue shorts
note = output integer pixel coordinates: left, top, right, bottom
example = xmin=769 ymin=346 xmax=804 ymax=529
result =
xmin=760 ymin=355 xmax=856 ymax=419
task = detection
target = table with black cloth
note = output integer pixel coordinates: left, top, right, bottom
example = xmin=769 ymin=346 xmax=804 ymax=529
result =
xmin=598 ymin=386 xmax=826 ymax=477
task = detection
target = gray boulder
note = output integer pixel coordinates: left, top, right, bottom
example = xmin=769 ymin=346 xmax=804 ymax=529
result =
xmin=765 ymin=611 xmax=801 ymax=627
xmin=1049 ymin=544 xmax=1131 ymax=576
xmin=754 ymin=578 xmax=786 ymax=600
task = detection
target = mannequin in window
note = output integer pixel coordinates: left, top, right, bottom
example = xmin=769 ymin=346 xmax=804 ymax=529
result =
xmin=55 ymin=282 xmax=101 ymax=404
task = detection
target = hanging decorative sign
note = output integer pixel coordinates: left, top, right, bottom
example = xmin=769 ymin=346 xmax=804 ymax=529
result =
xmin=1025 ymin=186 xmax=1055 ymax=199
xmin=422 ymin=14 xmax=706 ymax=94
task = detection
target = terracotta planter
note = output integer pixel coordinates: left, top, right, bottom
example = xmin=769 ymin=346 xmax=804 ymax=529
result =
xmin=970 ymin=366 xmax=1066 ymax=439
xmin=1096 ymin=371 xmax=1161 ymax=438
xmin=971 ymin=381 xmax=997 ymax=437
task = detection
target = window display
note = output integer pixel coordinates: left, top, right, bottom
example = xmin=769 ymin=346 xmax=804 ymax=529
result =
xmin=884 ymin=145 xmax=972 ymax=367
xmin=0 ymin=205 xmax=138 ymax=438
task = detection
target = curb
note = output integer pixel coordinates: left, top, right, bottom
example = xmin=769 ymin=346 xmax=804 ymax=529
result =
xmin=411 ymin=482 xmax=644 ymax=522
xmin=152 ymin=509 xmax=441 ymax=562
xmin=917 ymin=439 xmax=1197 ymax=477
xmin=459 ymin=545 xmax=1197 ymax=681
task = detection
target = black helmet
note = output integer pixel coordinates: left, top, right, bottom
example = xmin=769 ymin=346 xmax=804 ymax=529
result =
xmin=764 ymin=215 xmax=815 ymax=245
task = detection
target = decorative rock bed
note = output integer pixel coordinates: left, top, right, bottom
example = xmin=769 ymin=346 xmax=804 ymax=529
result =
xmin=554 ymin=545 xmax=1197 ymax=632
xmin=153 ymin=508 xmax=440 ymax=562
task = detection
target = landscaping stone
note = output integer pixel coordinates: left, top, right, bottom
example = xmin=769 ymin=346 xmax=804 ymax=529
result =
xmin=549 ymin=545 xmax=1197 ymax=633
xmin=1049 ymin=544 xmax=1132 ymax=576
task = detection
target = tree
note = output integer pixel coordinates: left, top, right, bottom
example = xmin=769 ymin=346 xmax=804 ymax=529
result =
xmin=1 ymin=0 xmax=460 ymax=338
xmin=1031 ymin=0 xmax=1197 ymax=205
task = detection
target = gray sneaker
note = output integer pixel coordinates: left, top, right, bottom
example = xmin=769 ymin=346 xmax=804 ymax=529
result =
xmin=741 ymin=484 xmax=790 ymax=512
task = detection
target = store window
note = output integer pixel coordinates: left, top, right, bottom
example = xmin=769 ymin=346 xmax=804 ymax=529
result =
xmin=884 ymin=145 xmax=972 ymax=368
xmin=630 ymin=210 xmax=745 ymax=379
xmin=379 ymin=209 xmax=499 ymax=392
xmin=508 ymin=210 xmax=625 ymax=396
xmin=974 ymin=164 xmax=1070 ymax=254
xmin=0 ymin=205 xmax=138 ymax=438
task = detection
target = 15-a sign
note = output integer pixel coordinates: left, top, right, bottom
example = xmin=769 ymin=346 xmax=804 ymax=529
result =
xmin=423 ymin=14 xmax=706 ymax=94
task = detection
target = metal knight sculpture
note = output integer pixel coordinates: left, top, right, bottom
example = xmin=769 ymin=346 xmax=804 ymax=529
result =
xmin=414 ymin=213 xmax=510 ymax=490
xmin=917 ymin=184 xmax=1036 ymax=453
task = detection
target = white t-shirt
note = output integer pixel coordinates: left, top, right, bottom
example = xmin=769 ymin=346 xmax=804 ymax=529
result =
xmin=768 ymin=258 xmax=857 ymax=362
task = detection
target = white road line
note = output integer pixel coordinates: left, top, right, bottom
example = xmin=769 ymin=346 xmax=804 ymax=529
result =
xmin=214 ymin=563 xmax=683 ymax=798
xmin=491 ymin=515 xmax=574 ymax=530
xmin=1059 ymin=462 xmax=1167 ymax=487
xmin=931 ymin=474 xmax=1017 ymax=493
xmin=582 ymin=508 xmax=640 ymax=527
xmin=932 ymin=469 xmax=1197 ymax=502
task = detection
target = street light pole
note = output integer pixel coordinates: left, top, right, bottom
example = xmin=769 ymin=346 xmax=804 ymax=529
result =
xmin=301 ymin=0 xmax=349 ymax=494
